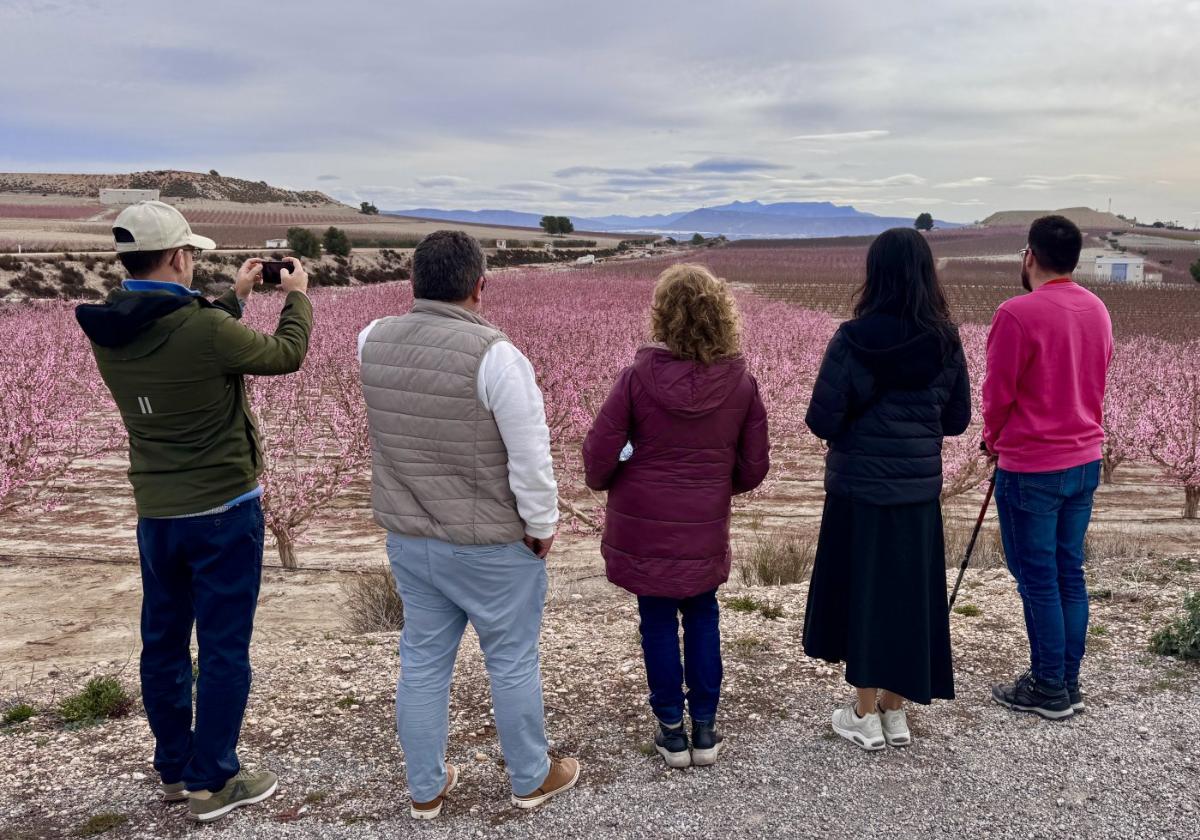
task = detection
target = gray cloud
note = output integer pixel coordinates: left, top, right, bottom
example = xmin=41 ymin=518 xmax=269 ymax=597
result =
xmin=0 ymin=0 xmax=1196 ymax=223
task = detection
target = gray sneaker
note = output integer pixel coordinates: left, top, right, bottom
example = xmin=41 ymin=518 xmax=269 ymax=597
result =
xmin=188 ymin=769 xmax=279 ymax=823
xmin=161 ymin=781 xmax=187 ymax=803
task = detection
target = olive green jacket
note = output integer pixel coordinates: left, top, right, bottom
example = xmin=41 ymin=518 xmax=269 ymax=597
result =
xmin=76 ymin=287 xmax=313 ymax=517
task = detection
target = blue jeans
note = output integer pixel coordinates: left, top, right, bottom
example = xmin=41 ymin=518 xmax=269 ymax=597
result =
xmin=386 ymin=534 xmax=550 ymax=801
xmin=136 ymin=499 xmax=264 ymax=792
xmin=995 ymin=461 xmax=1100 ymax=689
xmin=636 ymin=590 xmax=723 ymax=724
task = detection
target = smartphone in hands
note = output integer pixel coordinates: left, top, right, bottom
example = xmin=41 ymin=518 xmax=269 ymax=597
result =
xmin=260 ymin=260 xmax=290 ymax=285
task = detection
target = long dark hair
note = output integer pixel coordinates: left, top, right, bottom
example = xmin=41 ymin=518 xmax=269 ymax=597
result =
xmin=853 ymin=228 xmax=958 ymax=352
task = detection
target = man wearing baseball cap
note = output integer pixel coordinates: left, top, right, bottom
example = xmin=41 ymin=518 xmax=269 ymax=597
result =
xmin=75 ymin=200 xmax=312 ymax=823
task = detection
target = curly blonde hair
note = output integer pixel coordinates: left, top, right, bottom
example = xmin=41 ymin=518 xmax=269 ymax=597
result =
xmin=650 ymin=263 xmax=742 ymax=364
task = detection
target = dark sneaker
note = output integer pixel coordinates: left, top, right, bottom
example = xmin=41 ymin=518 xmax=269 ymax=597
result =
xmin=690 ymin=720 xmax=724 ymax=766
xmin=991 ymin=671 xmax=1074 ymax=720
xmin=187 ymin=769 xmax=279 ymax=823
xmin=1068 ymin=681 xmax=1085 ymax=713
xmin=654 ymin=720 xmax=691 ymax=769
xmin=161 ymin=781 xmax=187 ymax=803
xmin=411 ymin=763 xmax=458 ymax=820
xmin=512 ymin=757 xmax=580 ymax=809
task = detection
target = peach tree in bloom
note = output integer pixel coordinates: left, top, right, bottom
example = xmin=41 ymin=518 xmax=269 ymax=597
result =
xmin=0 ymin=302 xmax=121 ymax=513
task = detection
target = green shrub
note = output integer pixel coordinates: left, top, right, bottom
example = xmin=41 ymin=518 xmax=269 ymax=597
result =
xmin=758 ymin=602 xmax=784 ymax=620
xmin=286 ymin=227 xmax=322 ymax=259
xmin=953 ymin=604 xmax=982 ymax=617
xmin=2 ymin=703 xmax=36 ymax=726
xmin=75 ymin=813 xmax=126 ymax=836
xmin=59 ymin=677 xmax=133 ymax=726
xmin=323 ymin=226 xmax=352 ymax=257
xmin=1150 ymin=592 xmax=1200 ymax=660
xmin=725 ymin=595 xmax=760 ymax=613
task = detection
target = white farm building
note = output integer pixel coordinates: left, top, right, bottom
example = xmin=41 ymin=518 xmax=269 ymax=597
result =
xmin=100 ymin=188 xmax=160 ymax=205
xmin=265 ymin=238 xmax=289 ymax=248
xmin=1094 ymin=255 xmax=1145 ymax=283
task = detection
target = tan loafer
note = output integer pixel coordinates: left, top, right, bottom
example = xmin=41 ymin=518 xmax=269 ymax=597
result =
xmin=411 ymin=763 xmax=458 ymax=820
xmin=512 ymin=757 xmax=580 ymax=810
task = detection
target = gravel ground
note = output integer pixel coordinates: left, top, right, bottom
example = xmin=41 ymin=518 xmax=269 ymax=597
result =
xmin=1 ymin=554 xmax=1198 ymax=839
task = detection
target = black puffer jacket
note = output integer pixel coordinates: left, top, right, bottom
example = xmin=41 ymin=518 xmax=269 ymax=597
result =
xmin=805 ymin=313 xmax=971 ymax=505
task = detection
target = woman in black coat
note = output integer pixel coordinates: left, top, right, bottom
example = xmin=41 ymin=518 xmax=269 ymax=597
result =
xmin=803 ymin=227 xmax=971 ymax=752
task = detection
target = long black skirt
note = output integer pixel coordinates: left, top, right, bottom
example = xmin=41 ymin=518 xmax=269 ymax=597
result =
xmin=802 ymin=493 xmax=954 ymax=704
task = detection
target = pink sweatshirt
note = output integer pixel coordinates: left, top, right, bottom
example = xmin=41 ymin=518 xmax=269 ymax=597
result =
xmin=982 ymin=279 xmax=1113 ymax=473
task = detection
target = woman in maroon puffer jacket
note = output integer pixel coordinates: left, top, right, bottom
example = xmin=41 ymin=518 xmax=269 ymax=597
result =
xmin=583 ymin=263 xmax=769 ymax=769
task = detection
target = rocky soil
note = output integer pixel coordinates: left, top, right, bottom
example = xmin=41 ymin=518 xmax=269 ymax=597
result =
xmin=1 ymin=552 xmax=1198 ymax=839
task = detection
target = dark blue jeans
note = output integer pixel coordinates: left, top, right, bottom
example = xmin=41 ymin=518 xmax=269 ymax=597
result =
xmin=995 ymin=461 xmax=1100 ymax=690
xmin=636 ymin=590 xmax=722 ymax=724
xmin=137 ymin=499 xmax=265 ymax=792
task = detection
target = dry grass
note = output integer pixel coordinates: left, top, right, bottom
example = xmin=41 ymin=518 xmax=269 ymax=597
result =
xmin=341 ymin=569 xmax=405 ymax=635
xmin=738 ymin=529 xmax=817 ymax=586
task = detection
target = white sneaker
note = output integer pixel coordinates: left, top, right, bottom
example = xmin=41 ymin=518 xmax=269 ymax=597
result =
xmin=831 ymin=704 xmax=886 ymax=751
xmin=878 ymin=706 xmax=911 ymax=747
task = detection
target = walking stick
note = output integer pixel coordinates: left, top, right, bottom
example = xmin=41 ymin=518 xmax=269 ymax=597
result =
xmin=948 ymin=471 xmax=997 ymax=611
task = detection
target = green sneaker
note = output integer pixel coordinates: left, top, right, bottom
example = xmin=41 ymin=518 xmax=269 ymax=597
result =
xmin=187 ymin=769 xmax=279 ymax=823
xmin=161 ymin=781 xmax=187 ymax=803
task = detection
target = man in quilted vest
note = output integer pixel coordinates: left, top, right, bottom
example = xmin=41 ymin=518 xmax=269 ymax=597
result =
xmin=358 ymin=230 xmax=579 ymax=819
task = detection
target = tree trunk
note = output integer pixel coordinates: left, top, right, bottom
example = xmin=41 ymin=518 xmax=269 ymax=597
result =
xmin=1185 ymin=486 xmax=1200 ymax=520
xmin=272 ymin=526 xmax=298 ymax=570
xmin=1101 ymin=453 xmax=1120 ymax=485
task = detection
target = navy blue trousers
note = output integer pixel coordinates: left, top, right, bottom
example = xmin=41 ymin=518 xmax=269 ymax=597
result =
xmin=136 ymin=499 xmax=264 ymax=792
xmin=637 ymin=590 xmax=723 ymax=724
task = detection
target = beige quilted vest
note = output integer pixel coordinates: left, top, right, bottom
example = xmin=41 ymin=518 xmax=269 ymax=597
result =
xmin=360 ymin=299 xmax=525 ymax=544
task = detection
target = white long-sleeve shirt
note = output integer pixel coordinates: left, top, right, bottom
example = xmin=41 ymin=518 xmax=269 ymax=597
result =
xmin=358 ymin=319 xmax=559 ymax=539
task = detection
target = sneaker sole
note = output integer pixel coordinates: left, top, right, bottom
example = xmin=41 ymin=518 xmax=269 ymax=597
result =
xmin=511 ymin=763 xmax=581 ymax=810
xmin=189 ymin=780 xmax=279 ymax=823
xmin=832 ymin=723 xmax=885 ymax=752
xmin=883 ymin=731 xmax=911 ymax=747
xmin=991 ymin=693 xmax=1075 ymax=720
xmin=656 ymin=744 xmax=692 ymax=769
xmin=411 ymin=768 xmax=459 ymax=820
xmin=690 ymin=743 xmax=723 ymax=767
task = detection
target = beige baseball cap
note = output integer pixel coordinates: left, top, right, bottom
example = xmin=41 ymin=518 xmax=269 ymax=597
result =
xmin=112 ymin=200 xmax=216 ymax=253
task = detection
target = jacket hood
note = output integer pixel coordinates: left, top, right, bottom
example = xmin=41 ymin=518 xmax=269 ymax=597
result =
xmin=841 ymin=313 xmax=955 ymax=389
xmin=76 ymin=290 xmax=199 ymax=358
xmin=632 ymin=345 xmax=746 ymax=418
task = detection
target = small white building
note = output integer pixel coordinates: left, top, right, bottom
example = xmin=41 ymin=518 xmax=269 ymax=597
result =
xmin=1094 ymin=255 xmax=1145 ymax=283
xmin=495 ymin=239 xmax=508 ymax=250
xmin=100 ymin=188 xmax=160 ymax=205
xmin=265 ymin=238 xmax=289 ymax=249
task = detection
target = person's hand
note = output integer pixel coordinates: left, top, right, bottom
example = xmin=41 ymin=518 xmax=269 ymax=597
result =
xmin=234 ymin=258 xmax=264 ymax=301
xmin=980 ymin=438 xmax=998 ymax=465
xmin=281 ymin=256 xmax=309 ymax=295
xmin=523 ymin=533 xmax=555 ymax=559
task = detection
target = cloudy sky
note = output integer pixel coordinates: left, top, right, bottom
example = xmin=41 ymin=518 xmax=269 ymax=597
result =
xmin=1 ymin=0 xmax=1197 ymax=223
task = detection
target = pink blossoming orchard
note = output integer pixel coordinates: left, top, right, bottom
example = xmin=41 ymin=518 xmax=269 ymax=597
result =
xmin=1 ymin=261 xmax=1198 ymax=569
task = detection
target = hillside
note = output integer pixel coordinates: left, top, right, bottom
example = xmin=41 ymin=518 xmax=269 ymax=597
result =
xmin=981 ymin=206 xmax=1133 ymax=229
xmin=0 ymin=171 xmax=340 ymax=206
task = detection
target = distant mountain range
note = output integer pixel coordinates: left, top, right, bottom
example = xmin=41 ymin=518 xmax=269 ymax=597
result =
xmin=385 ymin=200 xmax=961 ymax=239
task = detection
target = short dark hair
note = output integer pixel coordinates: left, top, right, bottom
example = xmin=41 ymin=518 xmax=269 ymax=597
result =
xmin=411 ymin=230 xmax=486 ymax=301
xmin=1028 ymin=215 xmax=1082 ymax=275
xmin=117 ymin=248 xmax=171 ymax=277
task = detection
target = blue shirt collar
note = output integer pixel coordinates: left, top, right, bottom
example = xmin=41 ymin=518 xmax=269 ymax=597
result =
xmin=122 ymin=279 xmax=202 ymax=297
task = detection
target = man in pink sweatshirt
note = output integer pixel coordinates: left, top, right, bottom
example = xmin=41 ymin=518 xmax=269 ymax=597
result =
xmin=982 ymin=215 xmax=1113 ymax=721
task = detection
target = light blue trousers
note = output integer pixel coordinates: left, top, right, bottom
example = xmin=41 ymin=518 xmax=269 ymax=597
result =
xmin=386 ymin=533 xmax=551 ymax=800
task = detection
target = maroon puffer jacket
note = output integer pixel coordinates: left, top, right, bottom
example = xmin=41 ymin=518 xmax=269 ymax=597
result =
xmin=582 ymin=346 xmax=770 ymax=598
